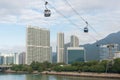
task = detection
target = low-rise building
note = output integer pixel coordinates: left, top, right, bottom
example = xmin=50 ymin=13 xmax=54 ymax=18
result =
xmin=67 ymin=47 xmax=85 ymax=64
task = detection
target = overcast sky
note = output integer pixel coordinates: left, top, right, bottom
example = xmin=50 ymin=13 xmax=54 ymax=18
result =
xmin=0 ymin=0 xmax=120 ymax=53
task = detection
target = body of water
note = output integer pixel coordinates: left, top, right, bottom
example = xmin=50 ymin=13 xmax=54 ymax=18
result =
xmin=0 ymin=74 xmax=119 ymax=80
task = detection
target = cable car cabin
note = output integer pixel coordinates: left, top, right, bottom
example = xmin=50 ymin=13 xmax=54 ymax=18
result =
xmin=44 ymin=9 xmax=51 ymax=17
xmin=84 ymin=27 xmax=88 ymax=33
xmin=96 ymin=44 xmax=99 ymax=47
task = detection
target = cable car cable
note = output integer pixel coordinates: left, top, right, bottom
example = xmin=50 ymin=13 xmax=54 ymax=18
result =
xmin=43 ymin=0 xmax=99 ymax=42
xmin=63 ymin=0 xmax=102 ymax=35
xmin=42 ymin=0 xmax=102 ymax=43
xmin=64 ymin=0 xmax=87 ymax=22
xmin=63 ymin=0 xmax=111 ymax=46
xmin=46 ymin=2 xmax=84 ymax=31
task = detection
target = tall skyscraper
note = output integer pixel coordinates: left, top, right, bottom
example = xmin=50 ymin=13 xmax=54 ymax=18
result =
xmin=71 ymin=35 xmax=79 ymax=47
xmin=26 ymin=26 xmax=50 ymax=65
xmin=57 ymin=32 xmax=64 ymax=63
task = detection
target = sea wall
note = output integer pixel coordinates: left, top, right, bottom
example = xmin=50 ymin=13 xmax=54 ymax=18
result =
xmin=42 ymin=71 xmax=120 ymax=79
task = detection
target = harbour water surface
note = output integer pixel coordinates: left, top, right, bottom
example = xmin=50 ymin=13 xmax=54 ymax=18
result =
xmin=0 ymin=74 xmax=119 ymax=80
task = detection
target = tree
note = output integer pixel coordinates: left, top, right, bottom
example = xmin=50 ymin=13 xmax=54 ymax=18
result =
xmin=82 ymin=66 xmax=90 ymax=72
xmin=53 ymin=66 xmax=63 ymax=72
xmin=72 ymin=62 xmax=85 ymax=67
xmin=27 ymin=66 xmax=33 ymax=73
xmin=22 ymin=65 xmax=28 ymax=71
xmin=90 ymin=65 xmax=105 ymax=72
xmin=38 ymin=66 xmax=43 ymax=72
xmin=30 ymin=61 xmax=39 ymax=70
xmin=85 ymin=61 xmax=98 ymax=66
xmin=111 ymin=58 xmax=120 ymax=73
xmin=99 ymin=60 xmax=107 ymax=67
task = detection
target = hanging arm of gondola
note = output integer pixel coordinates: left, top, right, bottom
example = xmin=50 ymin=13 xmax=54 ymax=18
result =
xmin=45 ymin=1 xmax=48 ymax=9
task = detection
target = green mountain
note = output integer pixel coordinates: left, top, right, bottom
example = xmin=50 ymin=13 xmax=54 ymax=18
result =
xmin=82 ymin=31 xmax=120 ymax=61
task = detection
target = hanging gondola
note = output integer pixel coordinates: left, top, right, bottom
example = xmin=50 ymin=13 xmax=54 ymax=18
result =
xmin=44 ymin=1 xmax=51 ymax=17
xmin=84 ymin=21 xmax=89 ymax=33
xmin=44 ymin=9 xmax=51 ymax=17
xmin=84 ymin=27 xmax=88 ymax=33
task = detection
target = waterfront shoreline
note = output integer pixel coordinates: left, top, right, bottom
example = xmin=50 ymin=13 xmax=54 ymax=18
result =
xmin=41 ymin=71 xmax=120 ymax=79
xmin=4 ymin=70 xmax=120 ymax=79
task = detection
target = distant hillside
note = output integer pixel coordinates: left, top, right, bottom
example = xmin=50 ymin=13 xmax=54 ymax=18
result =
xmin=82 ymin=31 xmax=120 ymax=61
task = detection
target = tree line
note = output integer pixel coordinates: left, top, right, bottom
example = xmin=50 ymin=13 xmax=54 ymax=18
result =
xmin=11 ymin=58 xmax=120 ymax=73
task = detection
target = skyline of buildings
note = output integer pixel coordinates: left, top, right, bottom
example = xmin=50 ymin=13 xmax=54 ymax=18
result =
xmin=1 ymin=26 xmax=120 ymax=65
xmin=57 ymin=33 xmax=86 ymax=64
xmin=0 ymin=53 xmax=15 ymax=65
xmin=26 ymin=26 xmax=51 ymax=64
xmin=0 ymin=52 xmax=25 ymax=65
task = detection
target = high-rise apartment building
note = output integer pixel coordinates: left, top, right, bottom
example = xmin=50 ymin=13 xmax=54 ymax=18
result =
xmin=71 ymin=35 xmax=79 ymax=47
xmin=57 ymin=32 xmax=64 ymax=63
xmin=26 ymin=26 xmax=50 ymax=64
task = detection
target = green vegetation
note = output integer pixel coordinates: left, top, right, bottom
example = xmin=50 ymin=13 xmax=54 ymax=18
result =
xmin=11 ymin=58 xmax=120 ymax=73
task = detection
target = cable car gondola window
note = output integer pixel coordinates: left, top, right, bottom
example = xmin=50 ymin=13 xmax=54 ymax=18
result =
xmin=44 ymin=9 xmax=51 ymax=17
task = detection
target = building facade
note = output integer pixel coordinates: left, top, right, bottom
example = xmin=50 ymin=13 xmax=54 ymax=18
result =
xmin=67 ymin=47 xmax=85 ymax=64
xmin=0 ymin=56 xmax=4 ymax=65
xmin=70 ymin=35 xmax=79 ymax=47
xmin=19 ymin=52 xmax=26 ymax=64
xmin=52 ymin=52 xmax=57 ymax=63
xmin=114 ymin=52 xmax=120 ymax=59
xmin=6 ymin=56 xmax=14 ymax=65
xmin=64 ymin=43 xmax=71 ymax=64
xmin=0 ymin=53 xmax=15 ymax=65
xmin=57 ymin=32 xmax=64 ymax=63
xmin=26 ymin=26 xmax=50 ymax=64
xmin=14 ymin=53 xmax=19 ymax=64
